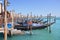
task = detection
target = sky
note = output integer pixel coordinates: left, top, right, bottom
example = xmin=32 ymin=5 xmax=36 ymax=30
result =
xmin=0 ymin=0 xmax=60 ymax=17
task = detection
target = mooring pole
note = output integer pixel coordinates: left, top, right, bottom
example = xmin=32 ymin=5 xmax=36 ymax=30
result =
xmin=12 ymin=10 xmax=14 ymax=29
xmin=30 ymin=12 xmax=32 ymax=35
xmin=30 ymin=25 xmax=32 ymax=35
xmin=27 ymin=13 xmax=29 ymax=20
xmin=46 ymin=14 xmax=49 ymax=30
xmin=54 ymin=16 xmax=56 ymax=23
xmin=49 ymin=13 xmax=51 ymax=33
xmin=34 ymin=14 xmax=35 ymax=18
xmin=10 ymin=10 xmax=14 ymax=36
xmin=4 ymin=0 xmax=8 ymax=40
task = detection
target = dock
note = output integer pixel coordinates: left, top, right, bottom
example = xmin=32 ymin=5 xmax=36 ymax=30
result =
xmin=0 ymin=28 xmax=4 ymax=33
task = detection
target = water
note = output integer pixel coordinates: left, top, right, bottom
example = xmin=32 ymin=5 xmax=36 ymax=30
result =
xmin=0 ymin=18 xmax=60 ymax=40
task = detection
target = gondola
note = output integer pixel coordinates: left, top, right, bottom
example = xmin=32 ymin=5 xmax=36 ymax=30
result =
xmin=14 ymin=23 xmax=48 ymax=31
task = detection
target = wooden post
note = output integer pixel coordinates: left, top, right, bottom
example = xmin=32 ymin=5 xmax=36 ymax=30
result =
xmin=30 ymin=25 xmax=32 ymax=35
xmin=40 ymin=15 xmax=43 ymax=22
xmin=46 ymin=14 xmax=49 ymax=30
xmin=34 ymin=14 xmax=35 ymax=18
xmin=20 ymin=13 xmax=22 ymax=18
xmin=10 ymin=10 xmax=14 ymax=36
xmin=12 ymin=10 xmax=14 ymax=29
xmin=49 ymin=13 xmax=51 ymax=33
xmin=27 ymin=13 xmax=29 ymax=20
xmin=30 ymin=12 xmax=32 ymax=19
xmin=10 ymin=10 xmax=14 ymax=29
xmin=4 ymin=0 xmax=8 ymax=40
xmin=37 ymin=15 xmax=38 ymax=18
xmin=30 ymin=12 xmax=32 ymax=35
xmin=54 ymin=16 xmax=56 ymax=23
xmin=40 ymin=15 xmax=42 ymax=18
xmin=27 ymin=13 xmax=29 ymax=30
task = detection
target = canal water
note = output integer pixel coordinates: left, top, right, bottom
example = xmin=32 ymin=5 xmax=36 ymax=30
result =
xmin=0 ymin=18 xmax=60 ymax=40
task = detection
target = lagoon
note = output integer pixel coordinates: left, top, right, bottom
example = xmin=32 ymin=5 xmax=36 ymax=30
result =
xmin=0 ymin=18 xmax=60 ymax=40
